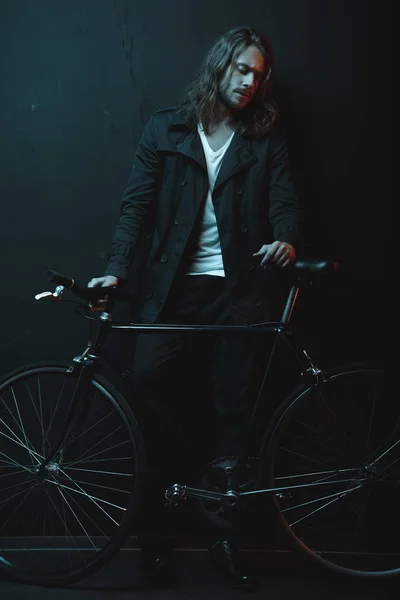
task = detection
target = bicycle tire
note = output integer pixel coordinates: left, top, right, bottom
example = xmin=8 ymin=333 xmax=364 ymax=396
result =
xmin=258 ymin=363 xmax=399 ymax=578
xmin=0 ymin=363 xmax=146 ymax=586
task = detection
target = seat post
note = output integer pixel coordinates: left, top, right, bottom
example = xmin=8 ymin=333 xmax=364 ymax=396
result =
xmin=281 ymin=285 xmax=299 ymax=324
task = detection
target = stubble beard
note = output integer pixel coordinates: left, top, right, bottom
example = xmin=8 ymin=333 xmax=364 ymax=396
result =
xmin=219 ymin=87 xmax=237 ymax=111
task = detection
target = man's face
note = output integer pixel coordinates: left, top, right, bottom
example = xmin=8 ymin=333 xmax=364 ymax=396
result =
xmin=219 ymin=44 xmax=265 ymax=111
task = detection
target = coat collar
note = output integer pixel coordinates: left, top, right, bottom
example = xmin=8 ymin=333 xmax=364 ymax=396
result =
xmin=169 ymin=111 xmax=257 ymax=189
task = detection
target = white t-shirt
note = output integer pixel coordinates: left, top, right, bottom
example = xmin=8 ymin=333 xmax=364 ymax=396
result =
xmin=185 ymin=124 xmax=235 ymax=277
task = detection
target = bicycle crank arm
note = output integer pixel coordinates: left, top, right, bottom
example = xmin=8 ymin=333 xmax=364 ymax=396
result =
xmin=165 ymin=483 xmax=239 ymax=507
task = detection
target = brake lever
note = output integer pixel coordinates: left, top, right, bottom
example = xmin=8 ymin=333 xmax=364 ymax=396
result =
xmin=35 ymin=285 xmax=65 ymax=301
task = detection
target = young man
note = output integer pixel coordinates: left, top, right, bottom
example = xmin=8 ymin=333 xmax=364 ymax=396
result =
xmin=88 ymin=26 xmax=303 ymax=589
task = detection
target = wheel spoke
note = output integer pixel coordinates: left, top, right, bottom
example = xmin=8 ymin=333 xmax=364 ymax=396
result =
xmin=0 ymin=430 xmax=43 ymax=465
xmin=284 ymin=484 xmax=363 ymax=521
xmin=65 ymin=465 xmax=134 ymax=477
xmin=54 ymin=486 xmax=99 ymax=551
xmin=54 ymin=483 xmax=111 ymax=540
xmin=2 ymin=388 xmax=38 ymax=467
xmin=46 ymin=477 xmax=127 ymax=514
xmin=0 ymin=479 xmax=37 ymax=528
xmin=60 ymin=475 xmax=132 ymax=495
xmin=288 ymin=485 xmax=363 ymax=526
xmin=65 ymin=439 xmax=132 ymax=469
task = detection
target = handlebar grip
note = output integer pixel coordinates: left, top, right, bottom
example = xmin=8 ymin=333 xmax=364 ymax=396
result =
xmin=46 ymin=270 xmax=75 ymax=289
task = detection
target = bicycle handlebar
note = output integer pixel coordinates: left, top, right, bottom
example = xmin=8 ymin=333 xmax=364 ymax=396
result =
xmin=44 ymin=269 xmax=133 ymax=303
xmin=42 ymin=259 xmax=339 ymax=305
xmin=46 ymin=270 xmax=75 ymax=289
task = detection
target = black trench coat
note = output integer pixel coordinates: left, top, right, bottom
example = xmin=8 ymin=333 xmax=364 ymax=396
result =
xmin=104 ymin=107 xmax=303 ymax=325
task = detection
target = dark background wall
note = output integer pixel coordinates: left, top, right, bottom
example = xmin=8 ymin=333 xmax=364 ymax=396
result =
xmin=0 ymin=0 xmax=390 ymax=379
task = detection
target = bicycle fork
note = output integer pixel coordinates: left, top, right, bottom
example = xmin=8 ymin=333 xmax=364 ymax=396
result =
xmin=37 ymin=310 xmax=112 ymax=476
xmin=36 ymin=346 xmax=99 ymax=477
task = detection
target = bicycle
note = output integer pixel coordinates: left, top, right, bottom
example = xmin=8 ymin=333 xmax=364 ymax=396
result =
xmin=0 ymin=259 xmax=394 ymax=589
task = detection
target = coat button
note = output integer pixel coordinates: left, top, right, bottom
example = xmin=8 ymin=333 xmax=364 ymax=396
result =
xmin=181 ymin=180 xmax=187 ymax=186
xmin=240 ymin=224 xmax=248 ymax=233
xmin=237 ymin=189 xmax=243 ymax=195
xmin=145 ymin=290 xmax=153 ymax=299
xmin=160 ymin=253 xmax=168 ymax=263
xmin=174 ymin=219 xmax=180 ymax=225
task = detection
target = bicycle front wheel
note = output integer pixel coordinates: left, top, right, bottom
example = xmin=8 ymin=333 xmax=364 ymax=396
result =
xmin=260 ymin=363 xmax=399 ymax=578
xmin=0 ymin=364 xmax=145 ymax=586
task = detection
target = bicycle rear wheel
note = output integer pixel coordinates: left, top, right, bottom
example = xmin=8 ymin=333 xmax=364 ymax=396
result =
xmin=0 ymin=364 xmax=145 ymax=586
xmin=259 ymin=363 xmax=399 ymax=578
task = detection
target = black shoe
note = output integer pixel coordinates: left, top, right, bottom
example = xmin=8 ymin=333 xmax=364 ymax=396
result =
xmin=208 ymin=539 xmax=259 ymax=592
xmin=139 ymin=536 xmax=177 ymax=586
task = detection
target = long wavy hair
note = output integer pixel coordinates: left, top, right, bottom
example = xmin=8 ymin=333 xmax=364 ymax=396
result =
xmin=177 ymin=26 xmax=278 ymax=138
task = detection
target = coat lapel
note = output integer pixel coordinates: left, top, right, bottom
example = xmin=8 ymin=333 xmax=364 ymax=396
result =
xmin=176 ymin=131 xmax=207 ymax=171
xmin=213 ymin=134 xmax=257 ymax=191
xmin=168 ymin=111 xmax=257 ymax=185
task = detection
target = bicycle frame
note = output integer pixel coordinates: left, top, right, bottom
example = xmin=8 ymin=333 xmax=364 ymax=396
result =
xmin=39 ymin=261 xmax=338 ymax=511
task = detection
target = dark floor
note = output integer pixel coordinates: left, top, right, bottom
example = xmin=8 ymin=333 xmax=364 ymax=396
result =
xmin=1 ymin=536 xmax=396 ymax=600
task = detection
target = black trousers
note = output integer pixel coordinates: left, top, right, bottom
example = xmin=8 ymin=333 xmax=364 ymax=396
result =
xmin=131 ymin=274 xmax=266 ymax=456
xmin=129 ymin=274 xmax=266 ymax=534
